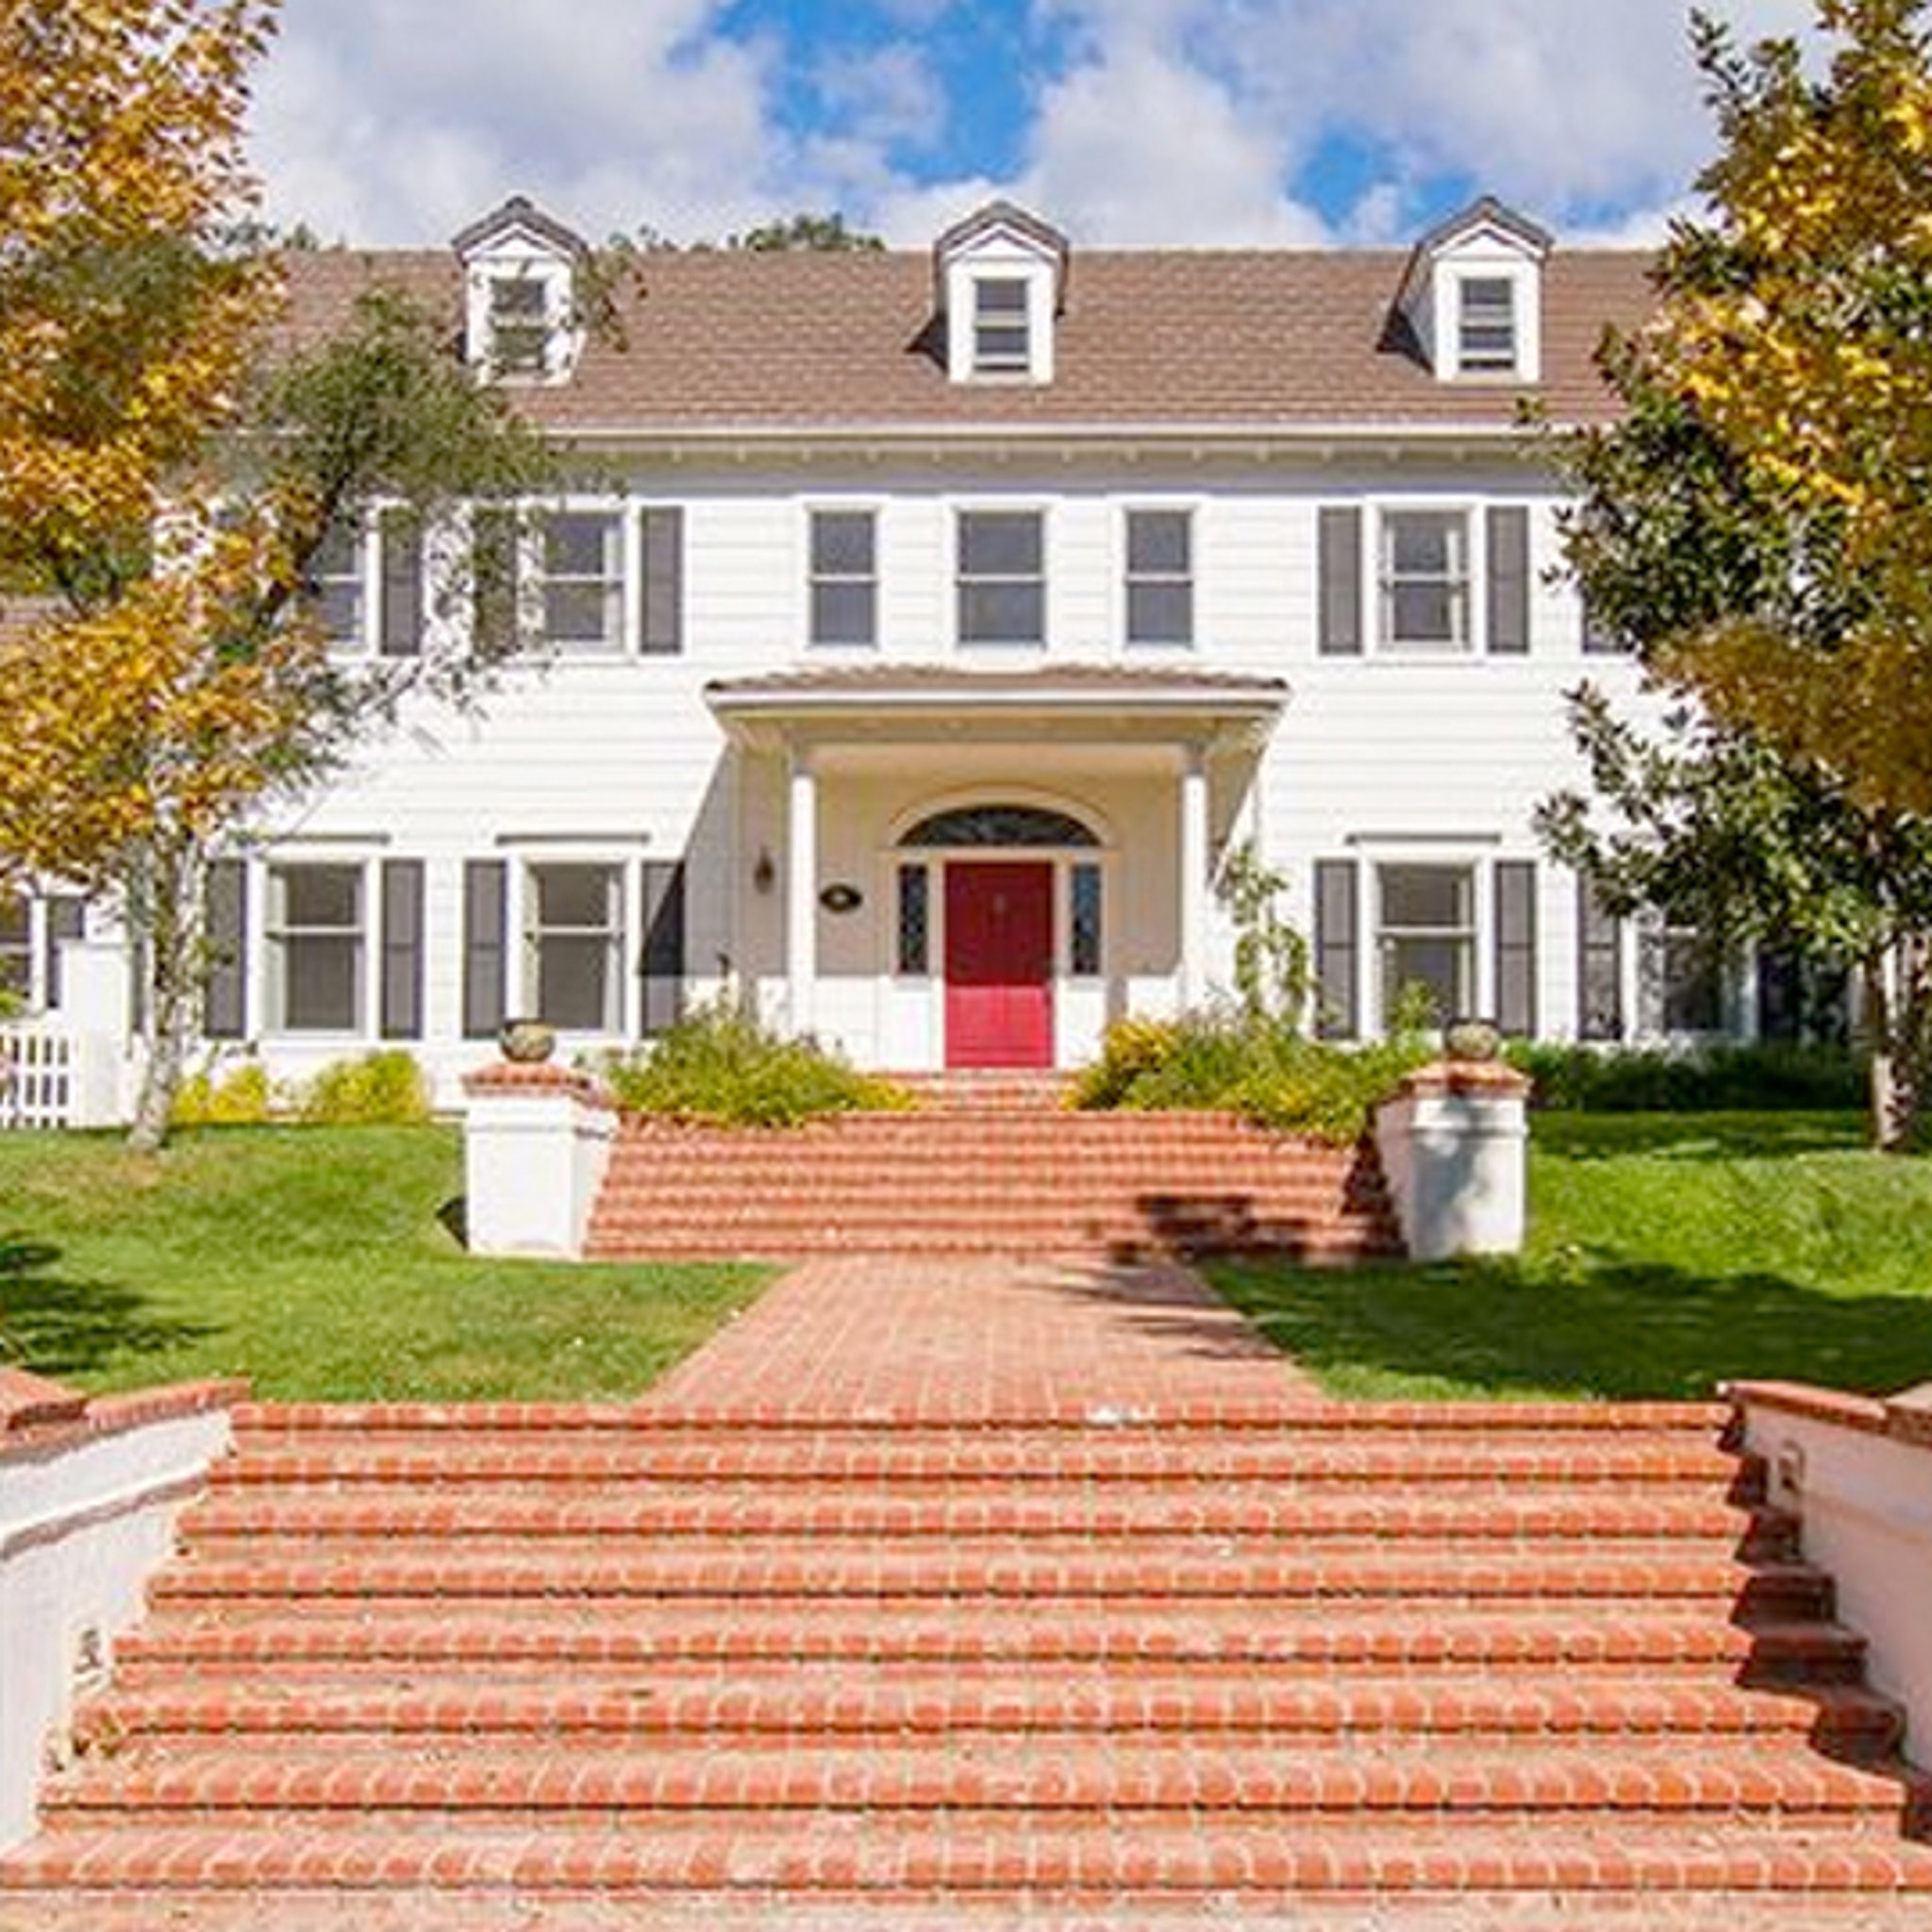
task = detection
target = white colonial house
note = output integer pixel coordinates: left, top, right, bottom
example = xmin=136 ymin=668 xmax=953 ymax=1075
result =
xmin=3 ymin=193 xmax=1779 ymax=1118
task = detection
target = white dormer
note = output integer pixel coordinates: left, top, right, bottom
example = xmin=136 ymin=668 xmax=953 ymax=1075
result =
xmin=933 ymin=202 xmax=1071 ymax=387
xmin=1398 ymin=197 xmax=1553 ymax=385
xmin=453 ymin=195 xmax=591 ymax=386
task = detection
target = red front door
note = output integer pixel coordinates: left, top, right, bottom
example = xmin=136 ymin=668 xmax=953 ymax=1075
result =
xmin=945 ymin=862 xmax=1054 ymax=1069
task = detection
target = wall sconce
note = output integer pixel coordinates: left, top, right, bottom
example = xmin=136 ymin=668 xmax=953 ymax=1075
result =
xmin=752 ymin=846 xmax=775 ymax=895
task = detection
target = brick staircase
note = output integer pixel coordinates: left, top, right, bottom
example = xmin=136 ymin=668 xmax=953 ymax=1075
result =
xmin=6 ymin=1399 xmax=1931 ymax=1922
xmin=586 ymin=1090 xmax=1403 ymax=1262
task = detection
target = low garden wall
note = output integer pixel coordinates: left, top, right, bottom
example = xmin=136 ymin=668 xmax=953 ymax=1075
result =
xmin=0 ymin=1370 xmax=240 ymax=1852
xmin=1374 ymin=1059 xmax=1532 ymax=1261
xmin=462 ymin=1061 xmax=618 ymax=1259
xmin=1730 ymin=1380 xmax=1932 ymax=1766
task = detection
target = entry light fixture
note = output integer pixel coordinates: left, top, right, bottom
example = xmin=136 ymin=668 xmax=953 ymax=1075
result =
xmin=752 ymin=846 xmax=776 ymax=895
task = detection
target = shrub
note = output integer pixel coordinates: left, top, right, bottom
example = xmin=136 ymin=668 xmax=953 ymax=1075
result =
xmin=595 ymin=1001 xmax=910 ymax=1127
xmin=1504 ymin=1040 xmax=1864 ymax=1113
xmin=1074 ymin=1008 xmax=1435 ymax=1145
xmin=171 ymin=1058 xmax=275 ymax=1125
xmin=296 ymin=1050 xmax=433 ymax=1125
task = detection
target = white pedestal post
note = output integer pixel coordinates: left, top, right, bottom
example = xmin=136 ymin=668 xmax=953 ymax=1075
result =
xmin=1374 ymin=1060 xmax=1531 ymax=1262
xmin=461 ymin=1063 xmax=618 ymax=1259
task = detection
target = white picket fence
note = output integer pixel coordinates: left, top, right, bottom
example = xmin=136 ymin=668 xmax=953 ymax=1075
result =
xmin=0 ymin=1029 xmax=125 ymax=1130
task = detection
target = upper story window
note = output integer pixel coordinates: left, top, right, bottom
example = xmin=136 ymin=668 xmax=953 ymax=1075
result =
xmin=808 ymin=509 xmax=877 ymax=648
xmin=1379 ymin=510 xmax=1471 ymax=651
xmin=539 ymin=511 xmax=624 ymax=654
xmin=487 ymin=276 xmax=550 ymax=379
xmin=1456 ymin=276 xmax=1518 ymax=375
xmin=957 ymin=509 xmax=1045 ymax=646
xmin=934 ymin=201 xmax=1069 ymax=387
xmin=1124 ymin=508 xmax=1192 ymax=647
xmin=453 ymin=195 xmax=590 ymax=387
xmin=309 ymin=510 xmax=425 ymax=658
xmin=972 ymin=278 xmax=1031 ymax=376
xmin=0 ymin=892 xmax=30 ymax=1003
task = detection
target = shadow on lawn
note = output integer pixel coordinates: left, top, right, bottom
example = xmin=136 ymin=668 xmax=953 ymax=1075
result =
xmin=0 ymin=1231 xmax=211 ymax=1379
xmin=1205 ymin=1248 xmax=1932 ymax=1402
xmin=1529 ymin=1111 xmax=1870 ymax=1162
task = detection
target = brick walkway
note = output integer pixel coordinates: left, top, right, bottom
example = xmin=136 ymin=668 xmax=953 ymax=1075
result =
xmin=641 ymin=1253 xmax=1321 ymax=1422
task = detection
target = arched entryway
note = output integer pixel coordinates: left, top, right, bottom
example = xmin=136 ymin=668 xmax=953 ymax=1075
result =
xmin=899 ymin=804 xmax=1102 ymax=1070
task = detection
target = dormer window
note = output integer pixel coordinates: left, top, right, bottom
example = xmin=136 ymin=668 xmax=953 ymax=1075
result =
xmin=487 ymin=275 xmax=550 ymax=379
xmin=453 ymin=194 xmax=590 ymax=387
xmin=1456 ymin=276 xmax=1518 ymax=375
xmin=934 ymin=201 xmax=1070 ymax=388
xmin=973 ymin=278 xmax=1031 ymax=375
xmin=1398 ymin=196 xmax=1550 ymax=387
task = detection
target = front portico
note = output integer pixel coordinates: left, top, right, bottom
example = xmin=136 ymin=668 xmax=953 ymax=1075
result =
xmin=706 ymin=668 xmax=1289 ymax=1072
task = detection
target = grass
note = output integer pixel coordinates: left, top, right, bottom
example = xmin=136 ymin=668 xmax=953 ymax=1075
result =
xmin=1207 ymin=1110 xmax=1932 ymax=1404
xmin=0 ymin=1125 xmax=771 ymax=1402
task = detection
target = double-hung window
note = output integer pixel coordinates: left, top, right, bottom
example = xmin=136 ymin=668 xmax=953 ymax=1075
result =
xmin=527 ymin=863 xmax=624 ymax=1032
xmin=308 ymin=511 xmax=425 ymax=656
xmin=0 ymin=893 xmax=30 ymax=1003
xmin=972 ymin=278 xmax=1030 ymax=375
xmin=488 ymin=275 xmax=549 ymax=378
xmin=539 ymin=511 xmax=625 ymax=653
xmin=1124 ymin=509 xmax=1192 ymax=647
xmin=1379 ymin=510 xmax=1472 ymax=651
xmin=269 ymin=864 xmax=365 ymax=1032
xmin=1377 ymin=864 xmax=1475 ymax=1025
xmin=1456 ymin=276 xmax=1518 ymax=375
xmin=808 ymin=509 xmax=877 ymax=647
xmin=958 ymin=510 xmax=1044 ymax=646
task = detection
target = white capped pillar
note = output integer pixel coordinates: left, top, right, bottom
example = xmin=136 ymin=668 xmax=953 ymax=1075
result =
xmin=1179 ymin=746 xmax=1209 ymax=1009
xmin=788 ymin=749 xmax=818 ymax=1035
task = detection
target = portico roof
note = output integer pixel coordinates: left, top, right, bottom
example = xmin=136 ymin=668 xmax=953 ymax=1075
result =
xmin=705 ymin=664 xmax=1290 ymax=754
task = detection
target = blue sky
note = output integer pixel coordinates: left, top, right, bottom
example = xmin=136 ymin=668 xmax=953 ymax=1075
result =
xmin=250 ymin=0 xmax=1821 ymax=250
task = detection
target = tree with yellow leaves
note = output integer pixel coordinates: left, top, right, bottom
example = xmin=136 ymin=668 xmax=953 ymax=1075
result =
xmin=1571 ymin=0 xmax=1932 ymax=813
xmin=0 ymin=1 xmax=548 ymax=1148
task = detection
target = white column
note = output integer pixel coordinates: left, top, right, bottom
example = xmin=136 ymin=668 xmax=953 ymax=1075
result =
xmin=787 ymin=749 xmax=818 ymax=1036
xmin=1178 ymin=747 xmax=1209 ymax=1009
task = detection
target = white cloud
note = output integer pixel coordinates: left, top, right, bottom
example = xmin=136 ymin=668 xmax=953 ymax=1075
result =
xmin=244 ymin=0 xmax=1840 ymax=251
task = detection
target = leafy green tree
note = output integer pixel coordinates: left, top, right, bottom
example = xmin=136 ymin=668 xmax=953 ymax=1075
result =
xmin=726 ymin=212 xmax=884 ymax=253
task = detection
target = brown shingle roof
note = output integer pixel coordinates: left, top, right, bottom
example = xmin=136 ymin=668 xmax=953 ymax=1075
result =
xmin=279 ymin=244 xmax=1653 ymax=438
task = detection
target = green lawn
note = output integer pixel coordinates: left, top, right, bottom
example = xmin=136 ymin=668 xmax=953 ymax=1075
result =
xmin=1208 ymin=1110 xmax=1932 ymax=1404
xmin=0 ymin=1124 xmax=770 ymax=1402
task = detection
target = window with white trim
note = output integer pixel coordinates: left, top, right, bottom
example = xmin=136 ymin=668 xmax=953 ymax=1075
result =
xmin=0 ymin=892 xmax=29 ymax=1004
xmin=957 ymin=510 xmax=1044 ymax=646
xmin=309 ymin=510 xmax=425 ymax=657
xmin=268 ymin=864 xmax=365 ymax=1032
xmin=1456 ymin=275 xmax=1518 ymax=375
xmin=488 ymin=275 xmax=550 ymax=378
xmin=527 ymin=863 xmax=624 ymax=1032
xmin=539 ymin=511 xmax=624 ymax=653
xmin=1379 ymin=510 xmax=1472 ymax=651
xmin=1377 ymin=864 xmax=1474 ymax=1024
xmin=972 ymin=278 xmax=1030 ymax=376
xmin=1124 ymin=509 xmax=1192 ymax=647
xmin=310 ymin=518 xmax=365 ymax=650
xmin=808 ymin=509 xmax=877 ymax=647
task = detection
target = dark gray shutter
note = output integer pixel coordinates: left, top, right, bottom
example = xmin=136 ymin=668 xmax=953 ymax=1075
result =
xmin=1577 ymin=877 xmax=1624 ymax=1041
xmin=43 ymin=896 xmax=85 ymax=1009
xmin=1493 ymin=860 xmax=1538 ymax=1036
xmin=641 ymin=508 xmax=683 ymax=656
xmin=463 ymin=859 xmax=508 ymax=1039
xmin=379 ymin=511 xmax=425 ymax=658
xmin=380 ymin=859 xmax=425 ymax=1040
xmin=1486 ymin=507 xmax=1530 ymax=655
xmin=1318 ymin=507 xmax=1363 ymax=656
xmin=638 ymin=860 xmax=686 ymax=1034
xmin=203 ymin=861 xmax=248 ymax=1040
xmin=1314 ymin=859 xmax=1359 ymax=1040
xmin=473 ymin=508 xmax=517 ymax=656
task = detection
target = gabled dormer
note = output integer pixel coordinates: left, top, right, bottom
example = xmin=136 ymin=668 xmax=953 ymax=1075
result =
xmin=1398 ymin=196 xmax=1553 ymax=386
xmin=933 ymin=201 xmax=1070 ymax=387
xmin=453 ymin=195 xmax=590 ymax=386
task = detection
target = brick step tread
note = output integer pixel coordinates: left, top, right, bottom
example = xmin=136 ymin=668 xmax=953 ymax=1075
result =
xmin=76 ymin=1672 xmax=1900 ymax=1746
xmin=11 ymin=1817 xmax=1932 ymax=1896
xmin=230 ymin=1399 xmax=1727 ymax=1433
xmin=178 ymin=1491 xmax=1790 ymax=1543
xmin=589 ymin=1176 xmax=1385 ymax=1203
xmin=40 ymin=1737 xmax=1926 ymax=1817
xmin=118 ymin=1606 xmax=1863 ymax=1674
xmin=582 ymin=1238 xmax=1403 ymax=1262
xmin=146 ymin=1548 xmax=1830 ymax=1605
